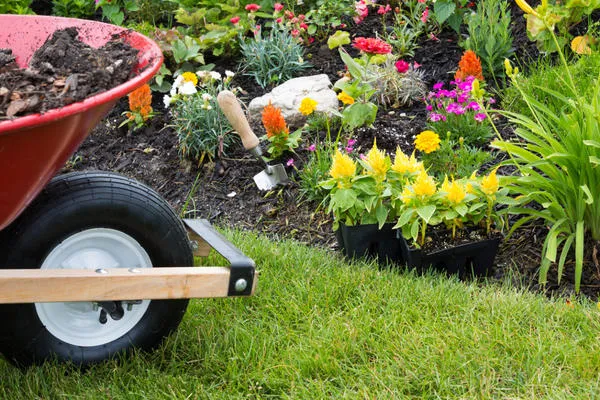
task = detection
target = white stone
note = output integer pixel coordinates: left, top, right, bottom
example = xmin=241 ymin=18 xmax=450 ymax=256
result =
xmin=247 ymin=74 xmax=339 ymax=129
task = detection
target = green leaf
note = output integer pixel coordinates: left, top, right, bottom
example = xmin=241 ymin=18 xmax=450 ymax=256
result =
xmin=327 ymin=30 xmax=350 ymax=50
xmin=338 ymin=49 xmax=364 ymax=80
xmin=416 ymin=205 xmax=436 ymax=224
xmin=342 ymin=102 xmax=377 ymax=131
xmin=376 ymin=205 xmax=389 ymax=229
xmin=455 ymin=204 xmax=468 ymax=217
xmin=308 ymin=25 xmax=317 ymax=35
xmin=433 ymin=0 xmax=456 ymax=25
xmin=332 ymin=189 xmax=357 ymax=211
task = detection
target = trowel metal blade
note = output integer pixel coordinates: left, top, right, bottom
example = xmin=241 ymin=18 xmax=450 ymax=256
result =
xmin=253 ymin=163 xmax=288 ymax=191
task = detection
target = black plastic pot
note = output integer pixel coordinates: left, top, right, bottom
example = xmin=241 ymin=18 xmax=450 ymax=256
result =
xmin=399 ymin=236 xmax=500 ymax=278
xmin=335 ymin=222 xmax=402 ymax=264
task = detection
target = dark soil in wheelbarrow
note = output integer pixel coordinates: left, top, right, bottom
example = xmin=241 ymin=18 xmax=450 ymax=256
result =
xmin=0 ymin=27 xmax=138 ymax=119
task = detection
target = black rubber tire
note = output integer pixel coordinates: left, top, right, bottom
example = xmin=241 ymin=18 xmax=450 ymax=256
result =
xmin=0 ymin=171 xmax=193 ymax=367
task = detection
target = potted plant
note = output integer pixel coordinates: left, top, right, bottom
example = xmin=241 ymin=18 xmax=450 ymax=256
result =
xmin=393 ymin=165 xmax=509 ymax=278
xmin=320 ymin=140 xmax=423 ymax=264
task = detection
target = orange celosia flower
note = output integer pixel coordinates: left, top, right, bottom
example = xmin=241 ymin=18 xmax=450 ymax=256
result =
xmin=128 ymin=84 xmax=153 ymax=121
xmin=261 ymin=102 xmax=289 ymax=138
xmin=454 ymin=50 xmax=484 ymax=82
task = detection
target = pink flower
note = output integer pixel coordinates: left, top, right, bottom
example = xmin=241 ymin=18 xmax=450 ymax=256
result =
xmin=274 ymin=3 xmax=284 ymax=12
xmin=489 ymin=98 xmax=496 ymax=104
xmin=429 ymin=33 xmax=439 ymax=41
xmin=299 ymin=22 xmax=308 ymax=30
xmin=354 ymin=0 xmax=369 ymax=23
xmin=420 ymin=7 xmax=429 ymax=23
xmin=429 ymin=113 xmax=446 ymax=122
xmin=467 ymin=101 xmax=480 ymax=110
xmin=418 ymin=0 xmax=426 ymax=3
xmin=308 ymin=144 xmax=316 ymax=152
xmin=291 ymin=17 xmax=298 ymax=23
xmin=346 ymin=146 xmax=354 ymax=153
xmin=298 ymin=14 xmax=306 ymax=20
xmin=378 ymin=4 xmax=391 ymax=14
xmin=286 ymin=158 xmax=295 ymax=167
xmin=353 ymin=37 xmax=393 ymax=55
xmin=457 ymin=93 xmax=469 ymax=103
xmin=458 ymin=80 xmax=472 ymax=92
xmin=245 ymin=3 xmax=260 ymax=12
xmin=426 ymin=104 xmax=433 ymax=111
xmin=285 ymin=10 xmax=294 ymax=19
xmin=230 ymin=16 xmax=240 ymax=24
xmin=308 ymin=37 xmax=315 ymax=44
xmin=276 ymin=17 xmax=282 ymax=23
xmin=340 ymin=23 xmax=347 ymax=28
xmin=413 ymin=62 xmax=421 ymax=69
xmin=433 ymin=82 xmax=444 ymax=90
xmin=474 ymin=113 xmax=486 ymax=122
xmin=291 ymin=29 xmax=300 ymax=37
xmin=359 ymin=154 xmax=367 ymax=160
xmin=395 ymin=60 xmax=410 ymax=73
xmin=347 ymin=139 xmax=357 ymax=146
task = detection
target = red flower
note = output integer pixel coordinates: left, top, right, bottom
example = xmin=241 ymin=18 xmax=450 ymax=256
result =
xmin=274 ymin=3 xmax=284 ymax=12
xmin=395 ymin=60 xmax=409 ymax=73
xmin=284 ymin=10 xmax=294 ymax=19
xmin=245 ymin=3 xmax=260 ymax=12
xmin=352 ymin=37 xmax=392 ymax=55
xmin=230 ymin=16 xmax=240 ymax=24
xmin=299 ymin=22 xmax=308 ymax=30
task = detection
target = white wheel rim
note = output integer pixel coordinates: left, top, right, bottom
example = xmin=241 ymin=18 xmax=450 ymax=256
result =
xmin=35 ymin=228 xmax=152 ymax=347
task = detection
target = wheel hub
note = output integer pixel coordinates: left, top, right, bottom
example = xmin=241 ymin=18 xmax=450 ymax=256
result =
xmin=35 ymin=228 xmax=152 ymax=347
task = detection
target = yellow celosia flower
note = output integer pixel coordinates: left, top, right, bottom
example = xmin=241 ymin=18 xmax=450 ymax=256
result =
xmin=392 ymin=148 xmax=422 ymax=174
xmin=365 ymin=140 xmax=389 ymax=180
xmin=299 ymin=97 xmax=318 ymax=116
xmin=446 ymin=180 xmax=467 ymax=204
xmin=481 ymin=168 xmax=499 ymax=195
xmin=329 ymin=149 xmax=356 ymax=180
xmin=401 ymin=186 xmax=413 ymax=205
xmin=338 ymin=91 xmax=355 ymax=105
xmin=181 ymin=71 xmax=198 ymax=86
xmin=412 ymin=171 xmax=436 ymax=197
xmin=414 ymin=130 xmax=441 ymax=154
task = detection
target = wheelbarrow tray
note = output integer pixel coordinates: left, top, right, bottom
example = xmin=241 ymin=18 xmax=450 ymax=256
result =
xmin=0 ymin=16 xmax=256 ymax=303
xmin=0 ymin=14 xmax=163 ymax=231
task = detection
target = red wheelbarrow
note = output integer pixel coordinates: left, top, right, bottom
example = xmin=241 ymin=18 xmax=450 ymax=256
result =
xmin=0 ymin=15 xmax=256 ymax=367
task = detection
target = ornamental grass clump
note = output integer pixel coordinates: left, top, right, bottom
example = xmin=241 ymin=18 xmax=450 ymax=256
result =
xmin=490 ymin=57 xmax=600 ymax=293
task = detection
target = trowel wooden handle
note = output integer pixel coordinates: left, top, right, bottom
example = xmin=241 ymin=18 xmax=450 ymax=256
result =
xmin=217 ymin=90 xmax=260 ymax=151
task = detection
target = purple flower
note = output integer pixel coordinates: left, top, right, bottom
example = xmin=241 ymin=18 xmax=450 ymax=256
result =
xmin=347 ymin=138 xmax=357 ymax=146
xmin=489 ymin=98 xmax=496 ymax=104
xmin=307 ymin=144 xmax=316 ymax=152
xmin=433 ymin=81 xmax=444 ymax=90
xmin=429 ymin=113 xmax=446 ymax=122
xmin=345 ymin=146 xmax=354 ymax=153
xmin=458 ymin=80 xmax=472 ymax=92
xmin=457 ymin=93 xmax=469 ymax=104
xmin=426 ymin=104 xmax=433 ymax=111
xmin=474 ymin=113 xmax=487 ymax=122
xmin=466 ymin=101 xmax=480 ymax=111
xmin=286 ymin=158 xmax=295 ymax=167
xmin=446 ymin=102 xmax=465 ymax=115
xmin=359 ymin=154 xmax=367 ymax=160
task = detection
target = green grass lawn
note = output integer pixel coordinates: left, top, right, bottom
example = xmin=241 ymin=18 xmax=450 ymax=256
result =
xmin=2 ymin=229 xmax=600 ymax=399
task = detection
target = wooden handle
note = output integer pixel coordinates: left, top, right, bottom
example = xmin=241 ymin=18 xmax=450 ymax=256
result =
xmin=217 ymin=90 xmax=260 ymax=151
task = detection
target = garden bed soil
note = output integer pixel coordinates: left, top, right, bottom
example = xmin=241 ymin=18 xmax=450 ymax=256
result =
xmin=60 ymin=11 xmax=600 ymax=299
xmin=0 ymin=27 xmax=138 ymax=119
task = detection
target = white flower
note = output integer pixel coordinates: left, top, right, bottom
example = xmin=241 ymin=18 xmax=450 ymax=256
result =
xmin=202 ymin=93 xmax=213 ymax=101
xmin=196 ymin=70 xmax=211 ymax=79
xmin=163 ymin=95 xmax=172 ymax=108
xmin=201 ymin=104 xmax=213 ymax=110
xmin=178 ymin=81 xmax=197 ymax=95
xmin=210 ymin=71 xmax=222 ymax=81
xmin=225 ymin=70 xmax=235 ymax=78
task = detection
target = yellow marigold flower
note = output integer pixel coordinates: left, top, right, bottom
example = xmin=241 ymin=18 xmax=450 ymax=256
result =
xmin=412 ymin=171 xmax=436 ymax=197
xmin=365 ymin=140 xmax=389 ymax=179
xmin=392 ymin=148 xmax=422 ymax=174
xmin=329 ymin=149 xmax=356 ymax=180
xmin=299 ymin=97 xmax=318 ymax=115
xmin=446 ymin=180 xmax=466 ymax=204
xmin=481 ymin=168 xmax=499 ymax=195
xmin=414 ymin=130 xmax=441 ymax=154
xmin=338 ymin=91 xmax=355 ymax=105
xmin=181 ymin=71 xmax=198 ymax=86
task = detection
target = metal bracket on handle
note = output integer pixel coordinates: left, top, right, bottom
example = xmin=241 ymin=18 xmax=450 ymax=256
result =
xmin=183 ymin=219 xmax=255 ymax=297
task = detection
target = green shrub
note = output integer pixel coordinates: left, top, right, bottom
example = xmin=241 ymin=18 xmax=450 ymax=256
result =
xmin=461 ymin=0 xmax=513 ymax=85
xmin=52 ymin=0 xmax=96 ymax=18
xmin=421 ymin=135 xmax=492 ymax=180
xmin=0 ymin=0 xmax=33 ymax=14
xmin=239 ymin=27 xmax=310 ymax=89
xmin=502 ymin=54 xmax=600 ymax=119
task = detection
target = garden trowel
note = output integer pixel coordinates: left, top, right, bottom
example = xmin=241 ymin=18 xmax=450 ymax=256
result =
xmin=217 ymin=90 xmax=288 ymax=191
